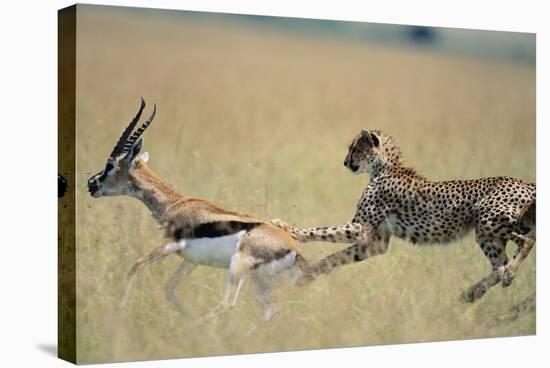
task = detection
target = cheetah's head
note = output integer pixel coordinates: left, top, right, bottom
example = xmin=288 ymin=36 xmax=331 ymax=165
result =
xmin=343 ymin=130 xmax=380 ymax=175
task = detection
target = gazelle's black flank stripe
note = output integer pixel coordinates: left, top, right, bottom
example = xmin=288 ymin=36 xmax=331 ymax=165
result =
xmin=250 ymin=248 xmax=292 ymax=268
xmin=173 ymin=221 xmax=262 ymax=240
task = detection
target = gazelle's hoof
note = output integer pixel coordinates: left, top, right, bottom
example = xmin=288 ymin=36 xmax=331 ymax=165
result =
xmin=263 ymin=306 xmax=277 ymax=322
xmin=120 ymin=292 xmax=130 ymax=308
xmin=171 ymin=304 xmax=187 ymax=317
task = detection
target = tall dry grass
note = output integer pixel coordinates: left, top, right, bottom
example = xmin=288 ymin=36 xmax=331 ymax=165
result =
xmin=72 ymin=5 xmax=535 ymax=363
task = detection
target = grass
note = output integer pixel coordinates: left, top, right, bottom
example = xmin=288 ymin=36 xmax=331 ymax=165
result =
xmin=70 ymin=6 xmax=535 ymax=364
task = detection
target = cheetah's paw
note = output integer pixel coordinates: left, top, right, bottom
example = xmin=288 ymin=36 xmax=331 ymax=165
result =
xmin=270 ymin=218 xmax=290 ymax=231
xmin=295 ymin=273 xmax=316 ymax=287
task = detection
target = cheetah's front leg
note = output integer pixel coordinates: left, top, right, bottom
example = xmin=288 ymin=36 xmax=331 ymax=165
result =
xmin=270 ymin=219 xmax=365 ymax=244
xmin=296 ymin=229 xmax=389 ymax=285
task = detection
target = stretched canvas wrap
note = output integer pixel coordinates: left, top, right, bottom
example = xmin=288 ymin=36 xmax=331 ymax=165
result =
xmin=58 ymin=4 xmax=536 ymax=364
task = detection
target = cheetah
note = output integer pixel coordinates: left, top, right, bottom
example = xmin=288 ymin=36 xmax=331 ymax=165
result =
xmin=272 ymin=130 xmax=536 ymax=302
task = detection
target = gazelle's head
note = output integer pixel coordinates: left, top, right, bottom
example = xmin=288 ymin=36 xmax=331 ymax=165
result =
xmin=87 ymin=98 xmax=156 ymax=198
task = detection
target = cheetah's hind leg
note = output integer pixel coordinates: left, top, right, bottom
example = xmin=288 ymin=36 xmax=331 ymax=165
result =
xmin=461 ymin=236 xmax=535 ymax=303
xmin=500 ymin=232 xmax=535 ymax=288
xmin=491 ymin=292 xmax=535 ymax=326
xmin=460 ymin=271 xmax=501 ymax=303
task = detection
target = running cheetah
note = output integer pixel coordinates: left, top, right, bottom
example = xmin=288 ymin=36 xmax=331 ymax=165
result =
xmin=272 ymin=130 xmax=535 ymax=302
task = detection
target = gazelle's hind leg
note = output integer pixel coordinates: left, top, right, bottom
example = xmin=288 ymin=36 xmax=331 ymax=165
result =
xmin=121 ymin=242 xmax=170 ymax=306
xmin=251 ymin=273 xmax=277 ymax=321
xmin=243 ymin=273 xmax=278 ymax=336
xmin=164 ymin=260 xmax=197 ymax=315
xmin=194 ymin=252 xmax=256 ymax=325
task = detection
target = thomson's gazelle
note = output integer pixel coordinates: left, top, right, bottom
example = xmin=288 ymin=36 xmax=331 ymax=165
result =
xmin=87 ymin=99 xmax=308 ymax=322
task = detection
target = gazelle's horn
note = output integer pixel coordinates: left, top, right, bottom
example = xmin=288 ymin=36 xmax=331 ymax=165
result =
xmin=109 ymin=97 xmax=146 ymax=158
xmin=121 ymin=103 xmax=156 ymax=154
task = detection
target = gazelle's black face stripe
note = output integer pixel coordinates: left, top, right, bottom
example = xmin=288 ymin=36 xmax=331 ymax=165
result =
xmin=172 ymin=221 xmax=261 ymax=240
xmin=96 ymin=171 xmax=108 ymax=182
xmin=103 ymin=163 xmax=114 ymax=178
xmin=87 ymin=172 xmax=101 ymax=195
xmin=95 ymin=163 xmax=115 ymax=183
xmin=87 ymin=162 xmax=116 ymax=195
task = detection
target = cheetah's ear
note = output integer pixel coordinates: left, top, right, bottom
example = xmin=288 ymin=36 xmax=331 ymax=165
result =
xmin=360 ymin=130 xmax=375 ymax=148
xmin=370 ymin=132 xmax=380 ymax=147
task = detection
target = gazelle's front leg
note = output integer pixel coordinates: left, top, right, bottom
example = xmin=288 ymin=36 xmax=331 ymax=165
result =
xmin=121 ymin=242 xmax=168 ymax=306
xmin=121 ymin=240 xmax=182 ymax=306
xmin=164 ymin=259 xmax=197 ymax=315
xmin=270 ymin=219 xmax=365 ymax=243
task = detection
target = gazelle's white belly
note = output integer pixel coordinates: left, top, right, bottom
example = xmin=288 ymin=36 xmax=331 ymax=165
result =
xmin=174 ymin=230 xmax=246 ymax=268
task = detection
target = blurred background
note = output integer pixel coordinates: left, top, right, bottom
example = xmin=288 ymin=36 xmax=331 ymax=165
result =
xmin=72 ymin=4 xmax=535 ymax=363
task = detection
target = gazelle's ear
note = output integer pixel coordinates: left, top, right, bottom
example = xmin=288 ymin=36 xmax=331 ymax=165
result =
xmin=123 ymin=138 xmax=143 ymax=163
xmin=138 ymin=151 xmax=150 ymax=163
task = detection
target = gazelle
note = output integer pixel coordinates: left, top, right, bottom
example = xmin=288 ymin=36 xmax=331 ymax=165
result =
xmin=87 ymin=98 xmax=308 ymax=322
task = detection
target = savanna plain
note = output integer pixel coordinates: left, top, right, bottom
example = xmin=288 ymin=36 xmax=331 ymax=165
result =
xmin=70 ymin=7 xmax=535 ymax=363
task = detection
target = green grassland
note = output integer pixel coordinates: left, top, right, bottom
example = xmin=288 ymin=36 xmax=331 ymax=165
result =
xmin=72 ymin=6 xmax=535 ymax=363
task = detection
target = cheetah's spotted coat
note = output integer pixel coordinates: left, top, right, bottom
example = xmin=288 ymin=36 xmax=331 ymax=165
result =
xmin=273 ymin=130 xmax=536 ymax=302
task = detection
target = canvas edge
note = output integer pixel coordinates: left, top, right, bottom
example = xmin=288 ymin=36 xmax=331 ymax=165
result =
xmin=58 ymin=3 xmax=77 ymax=365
